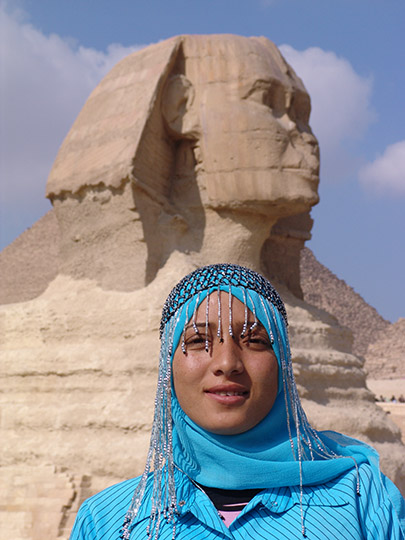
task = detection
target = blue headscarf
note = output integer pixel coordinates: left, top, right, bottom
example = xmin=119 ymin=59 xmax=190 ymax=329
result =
xmin=170 ymin=284 xmax=374 ymax=489
xmin=122 ymin=264 xmax=388 ymax=540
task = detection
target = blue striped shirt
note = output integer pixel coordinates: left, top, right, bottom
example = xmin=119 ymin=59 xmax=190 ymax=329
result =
xmin=70 ymin=464 xmax=405 ymax=539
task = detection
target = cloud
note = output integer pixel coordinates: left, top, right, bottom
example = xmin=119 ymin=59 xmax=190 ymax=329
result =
xmin=0 ymin=3 xmax=142 ymax=248
xmin=358 ymin=141 xmax=405 ymax=195
xmin=280 ymin=44 xmax=376 ymax=182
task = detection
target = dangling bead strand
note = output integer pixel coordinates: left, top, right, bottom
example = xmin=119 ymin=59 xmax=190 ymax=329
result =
xmin=240 ymin=288 xmax=248 ymax=338
xmin=205 ymin=292 xmax=210 ymax=353
xmin=228 ymin=284 xmax=233 ymax=337
xmin=217 ymin=288 xmax=223 ymax=342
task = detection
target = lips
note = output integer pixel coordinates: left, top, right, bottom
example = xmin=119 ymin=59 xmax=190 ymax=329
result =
xmin=205 ymin=384 xmax=249 ymax=405
xmin=213 ymin=391 xmax=246 ymax=396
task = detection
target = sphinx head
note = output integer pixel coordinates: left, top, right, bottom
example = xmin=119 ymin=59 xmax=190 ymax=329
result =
xmin=162 ymin=35 xmax=319 ymax=217
xmin=46 ymin=35 xmax=320 ymax=286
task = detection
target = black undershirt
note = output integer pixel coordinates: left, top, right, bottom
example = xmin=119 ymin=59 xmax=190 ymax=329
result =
xmin=198 ymin=485 xmax=262 ymax=513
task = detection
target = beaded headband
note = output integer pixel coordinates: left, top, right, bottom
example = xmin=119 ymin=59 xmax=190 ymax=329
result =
xmin=160 ymin=263 xmax=288 ymax=338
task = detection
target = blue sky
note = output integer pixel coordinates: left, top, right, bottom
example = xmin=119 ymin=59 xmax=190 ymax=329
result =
xmin=1 ymin=0 xmax=404 ymax=322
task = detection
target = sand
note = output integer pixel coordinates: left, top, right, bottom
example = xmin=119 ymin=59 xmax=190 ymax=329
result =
xmin=367 ymin=379 xmax=405 ymax=444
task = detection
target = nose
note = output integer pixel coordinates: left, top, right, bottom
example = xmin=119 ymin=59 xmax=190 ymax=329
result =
xmin=211 ymin=337 xmax=244 ymax=377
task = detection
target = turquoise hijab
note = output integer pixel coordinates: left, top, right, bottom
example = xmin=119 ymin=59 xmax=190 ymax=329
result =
xmin=170 ymin=284 xmax=375 ymax=489
xmin=122 ymin=264 xmax=391 ymax=540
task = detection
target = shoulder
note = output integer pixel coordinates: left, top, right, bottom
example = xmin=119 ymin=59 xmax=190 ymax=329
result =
xmin=333 ymin=462 xmax=405 ymax=538
xmin=322 ymin=461 xmax=403 ymax=508
xmin=70 ymin=476 xmax=142 ymax=540
xmin=285 ymin=464 xmax=404 ymax=539
xmin=357 ymin=463 xmax=405 ymax=537
xmin=85 ymin=476 xmax=141 ymax=513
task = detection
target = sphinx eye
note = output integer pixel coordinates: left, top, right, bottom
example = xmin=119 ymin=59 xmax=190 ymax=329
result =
xmin=247 ymin=87 xmax=270 ymax=105
xmin=244 ymin=80 xmax=272 ymax=106
xmin=245 ymin=80 xmax=287 ymax=119
xmin=290 ymin=90 xmax=311 ymax=126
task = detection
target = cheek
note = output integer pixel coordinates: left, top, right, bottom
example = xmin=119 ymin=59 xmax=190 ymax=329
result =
xmin=172 ymin=357 xmax=184 ymax=396
xmin=172 ymin=355 xmax=200 ymax=399
xmin=260 ymin=358 xmax=279 ymax=400
xmin=172 ymin=362 xmax=197 ymax=419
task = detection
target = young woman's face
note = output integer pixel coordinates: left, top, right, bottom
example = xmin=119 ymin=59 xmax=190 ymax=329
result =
xmin=172 ymin=292 xmax=278 ymax=435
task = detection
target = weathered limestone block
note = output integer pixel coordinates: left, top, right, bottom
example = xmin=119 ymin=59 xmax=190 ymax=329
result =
xmin=0 ymin=465 xmax=75 ymax=540
xmin=1 ymin=257 xmax=405 ymax=540
xmin=1 ymin=269 xmax=167 ymax=479
xmin=262 ymin=212 xmax=314 ymax=298
xmin=0 ymin=254 xmax=192 ymax=538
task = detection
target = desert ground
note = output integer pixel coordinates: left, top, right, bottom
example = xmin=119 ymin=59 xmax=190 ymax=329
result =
xmin=367 ymin=379 xmax=405 ymax=444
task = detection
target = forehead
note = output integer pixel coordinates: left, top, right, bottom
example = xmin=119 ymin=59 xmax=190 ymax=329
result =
xmin=182 ymin=35 xmax=307 ymax=95
xmin=192 ymin=291 xmax=253 ymax=322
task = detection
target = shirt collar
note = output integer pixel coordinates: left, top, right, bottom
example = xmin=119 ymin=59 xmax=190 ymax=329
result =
xmin=259 ymin=483 xmax=349 ymax=514
xmin=130 ymin=470 xmax=350 ymax=526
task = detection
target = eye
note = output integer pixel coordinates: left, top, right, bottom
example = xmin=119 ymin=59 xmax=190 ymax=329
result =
xmin=247 ymin=87 xmax=270 ymax=106
xmin=187 ymin=335 xmax=205 ymax=345
xmin=183 ymin=330 xmax=211 ymax=351
xmin=243 ymin=329 xmax=272 ymax=350
xmin=244 ymin=79 xmax=287 ymax=118
xmin=248 ymin=337 xmax=271 ymax=347
xmin=244 ymin=80 xmax=272 ymax=106
xmin=270 ymin=85 xmax=287 ymax=117
xmin=288 ymin=90 xmax=311 ymax=127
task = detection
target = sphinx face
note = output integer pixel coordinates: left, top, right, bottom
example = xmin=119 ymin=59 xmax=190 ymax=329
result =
xmin=183 ymin=36 xmax=320 ymax=217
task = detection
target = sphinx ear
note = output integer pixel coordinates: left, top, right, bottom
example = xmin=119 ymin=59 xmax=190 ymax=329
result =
xmin=162 ymin=74 xmax=200 ymax=139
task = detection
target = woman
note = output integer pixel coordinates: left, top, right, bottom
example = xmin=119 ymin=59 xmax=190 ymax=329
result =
xmin=71 ymin=264 xmax=405 ymax=539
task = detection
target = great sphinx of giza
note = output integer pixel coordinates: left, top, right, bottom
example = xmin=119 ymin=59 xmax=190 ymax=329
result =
xmin=1 ymin=35 xmax=404 ymax=539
